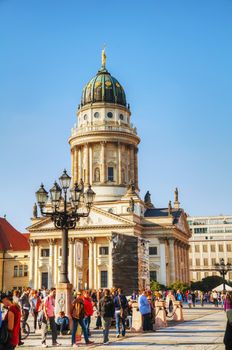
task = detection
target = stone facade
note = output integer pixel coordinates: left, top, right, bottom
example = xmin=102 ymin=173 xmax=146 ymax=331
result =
xmin=188 ymin=215 xmax=232 ymax=281
xmin=27 ymin=60 xmax=191 ymax=291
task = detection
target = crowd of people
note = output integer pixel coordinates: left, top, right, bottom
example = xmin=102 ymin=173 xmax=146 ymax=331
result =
xmin=0 ymin=286 xmax=230 ymax=349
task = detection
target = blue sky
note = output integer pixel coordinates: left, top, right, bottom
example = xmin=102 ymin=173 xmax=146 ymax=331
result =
xmin=0 ymin=0 xmax=232 ymax=231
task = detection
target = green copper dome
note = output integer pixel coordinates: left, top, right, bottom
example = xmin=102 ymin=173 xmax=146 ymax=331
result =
xmin=81 ymin=66 xmax=127 ymax=107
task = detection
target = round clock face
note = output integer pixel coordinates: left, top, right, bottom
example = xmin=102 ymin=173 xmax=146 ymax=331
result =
xmin=107 ymin=112 xmax=113 ymax=118
xmin=94 ymin=112 xmax=99 ymax=118
xmin=119 ymin=114 xmax=124 ymax=120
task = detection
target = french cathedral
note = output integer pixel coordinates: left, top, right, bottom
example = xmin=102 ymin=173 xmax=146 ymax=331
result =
xmin=27 ymin=52 xmax=191 ymax=294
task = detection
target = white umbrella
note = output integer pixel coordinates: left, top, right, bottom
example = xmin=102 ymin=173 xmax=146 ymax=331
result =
xmin=214 ymin=283 xmax=232 ymax=292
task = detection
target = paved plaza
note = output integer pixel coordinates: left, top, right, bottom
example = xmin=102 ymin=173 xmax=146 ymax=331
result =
xmin=21 ymin=305 xmax=226 ymax=349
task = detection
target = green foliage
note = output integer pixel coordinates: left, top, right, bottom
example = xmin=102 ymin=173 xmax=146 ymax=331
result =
xmin=168 ymin=281 xmax=189 ymax=292
xmin=150 ymin=280 xmax=166 ymax=291
xmin=190 ymin=275 xmax=228 ymax=291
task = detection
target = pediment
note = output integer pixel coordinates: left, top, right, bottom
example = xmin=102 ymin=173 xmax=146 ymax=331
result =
xmin=175 ymin=212 xmax=191 ymax=237
xmin=27 ymin=206 xmax=134 ymax=232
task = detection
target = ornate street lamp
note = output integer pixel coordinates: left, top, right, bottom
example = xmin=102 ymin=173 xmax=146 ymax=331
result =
xmin=36 ymin=170 xmax=95 ymax=284
xmin=214 ymin=258 xmax=232 ymax=292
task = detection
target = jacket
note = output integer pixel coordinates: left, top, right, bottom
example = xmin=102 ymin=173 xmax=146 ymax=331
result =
xmin=71 ymin=298 xmax=85 ymax=320
xmin=138 ymin=295 xmax=151 ymax=315
xmin=99 ymin=296 xmax=115 ymax=318
xmin=83 ymin=297 xmax=94 ymax=317
xmin=114 ymin=295 xmax=128 ymax=311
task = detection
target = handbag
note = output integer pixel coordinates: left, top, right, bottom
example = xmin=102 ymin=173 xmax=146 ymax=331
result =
xmin=118 ymin=296 xmax=128 ymax=319
xmin=0 ymin=320 xmax=9 ymax=345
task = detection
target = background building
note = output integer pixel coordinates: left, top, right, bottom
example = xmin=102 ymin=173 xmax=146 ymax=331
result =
xmin=27 ymin=55 xmax=191 ymax=293
xmin=188 ymin=215 xmax=232 ymax=281
xmin=0 ymin=217 xmax=30 ymax=291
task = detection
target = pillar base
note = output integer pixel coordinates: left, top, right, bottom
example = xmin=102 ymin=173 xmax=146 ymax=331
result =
xmin=55 ymin=283 xmax=73 ymax=318
xmin=131 ymin=302 xmax=143 ymax=333
xmin=173 ymin=301 xmax=184 ymax=321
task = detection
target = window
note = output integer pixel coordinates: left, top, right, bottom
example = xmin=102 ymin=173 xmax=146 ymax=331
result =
xmin=196 ymin=272 xmax=201 ymax=280
xmin=196 ymin=259 xmax=200 ymax=266
xmin=107 ymin=112 xmax=113 ymax=118
xmin=195 ymin=245 xmax=200 ymax=253
xmin=41 ymin=249 xmax=49 ymax=257
xmin=219 ymin=244 xmax=224 ymax=252
xmin=100 ymin=271 xmax=108 ymax=288
xmin=119 ymin=114 xmax=124 ymax=120
xmin=149 ymin=247 xmax=158 ymax=255
xmin=203 ymin=245 xmax=208 ymax=252
xmin=19 ymin=265 xmax=23 ymax=277
xmin=203 ymin=258 xmax=208 ymax=266
xmin=13 ymin=266 xmax=18 ymax=277
xmin=94 ymin=112 xmax=100 ymax=118
xmin=204 ymin=272 xmax=209 ymax=278
xmin=24 ymin=265 xmax=28 ymax=277
xmin=99 ymin=247 xmax=109 ymax=255
xmin=194 ymin=228 xmax=207 ymax=234
xmin=227 ymin=245 xmax=232 ymax=252
xmin=210 ymin=245 xmax=216 ymax=252
xmin=211 ymin=258 xmax=216 ymax=266
xmin=150 ymin=271 xmax=157 ymax=281
xmin=108 ymin=167 xmax=114 ymax=181
xmin=228 ymin=258 xmax=232 ymax=264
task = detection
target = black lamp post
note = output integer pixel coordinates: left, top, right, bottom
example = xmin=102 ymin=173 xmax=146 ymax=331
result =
xmin=36 ymin=170 xmax=95 ymax=284
xmin=214 ymin=258 xmax=232 ymax=293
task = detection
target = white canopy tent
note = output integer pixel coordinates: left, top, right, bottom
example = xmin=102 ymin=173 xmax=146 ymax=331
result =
xmin=214 ymin=283 xmax=232 ymax=292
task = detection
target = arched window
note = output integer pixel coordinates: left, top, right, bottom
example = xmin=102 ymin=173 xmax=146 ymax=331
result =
xmin=108 ymin=167 xmax=114 ymax=182
xmin=94 ymin=167 xmax=100 ymax=182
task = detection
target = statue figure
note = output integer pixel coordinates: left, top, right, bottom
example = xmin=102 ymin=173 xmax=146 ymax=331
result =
xmin=127 ymin=180 xmax=136 ymax=194
xmin=102 ymin=47 xmax=106 ymax=67
xmin=168 ymin=200 xmax=172 ymax=215
xmin=128 ymin=197 xmax=135 ymax=213
xmin=94 ymin=168 xmax=100 ymax=182
xmin=144 ymin=191 xmax=151 ymax=205
xmin=175 ymin=187 xmax=179 ymax=202
xmin=33 ymin=203 xmax=38 ymax=218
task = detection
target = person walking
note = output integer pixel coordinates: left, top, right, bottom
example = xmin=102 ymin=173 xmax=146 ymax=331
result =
xmin=41 ymin=288 xmax=60 ymax=348
xmin=224 ymin=292 xmax=232 ymax=350
xmin=114 ymin=288 xmax=128 ymax=338
xmin=19 ymin=288 xmax=31 ymax=334
xmin=83 ymin=291 xmax=93 ymax=337
xmin=138 ymin=290 xmax=151 ymax=331
xmin=99 ymin=289 xmax=115 ymax=345
xmin=0 ymin=293 xmax=21 ymax=350
xmin=30 ymin=290 xmax=41 ymax=332
xmin=70 ymin=291 xmax=94 ymax=347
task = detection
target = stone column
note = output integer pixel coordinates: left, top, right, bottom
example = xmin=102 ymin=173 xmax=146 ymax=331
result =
xmin=117 ymin=142 xmax=122 ymax=185
xmin=78 ymin=148 xmax=82 ymax=182
xmin=134 ymin=147 xmax=138 ymax=188
xmin=174 ymin=241 xmax=179 ymax=281
xmin=75 ymin=147 xmax=79 ymax=184
xmin=130 ymin=145 xmax=135 ymax=183
xmin=88 ymin=238 xmax=94 ymax=289
xmin=89 ymin=144 xmax=93 ymax=185
xmin=186 ymin=245 xmax=190 ymax=284
xmin=101 ymin=142 xmax=106 ymax=183
xmin=54 ymin=242 xmax=58 ymax=286
xmin=48 ymin=239 xmax=55 ymax=289
xmin=107 ymin=236 xmax=113 ymax=288
xmin=29 ymin=240 xmax=35 ymax=288
xmin=68 ymin=238 xmax=75 ymax=284
xmin=84 ymin=143 xmax=89 ymax=184
xmin=34 ymin=243 xmax=39 ymax=290
xmin=71 ymin=148 xmax=75 ymax=183
xmin=93 ymin=239 xmax=97 ymax=288
xmin=169 ymin=238 xmax=175 ymax=283
xmin=159 ymin=238 xmax=166 ymax=286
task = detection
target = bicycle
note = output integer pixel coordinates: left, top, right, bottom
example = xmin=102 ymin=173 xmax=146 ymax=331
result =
xmin=20 ymin=320 xmax=30 ymax=340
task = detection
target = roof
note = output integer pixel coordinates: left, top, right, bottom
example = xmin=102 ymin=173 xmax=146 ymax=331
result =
xmin=81 ymin=66 xmax=127 ymax=107
xmin=144 ymin=208 xmax=183 ymax=224
xmin=0 ymin=218 xmax=30 ymax=251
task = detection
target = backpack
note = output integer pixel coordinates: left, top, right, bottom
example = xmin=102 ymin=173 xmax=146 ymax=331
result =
xmin=101 ymin=297 xmax=114 ymax=317
xmin=0 ymin=320 xmax=9 ymax=345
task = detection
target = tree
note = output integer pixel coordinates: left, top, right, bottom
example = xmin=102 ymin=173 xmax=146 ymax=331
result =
xmin=168 ymin=281 xmax=189 ymax=292
xmin=191 ymin=275 xmax=226 ymax=291
xmin=150 ymin=280 xmax=166 ymax=291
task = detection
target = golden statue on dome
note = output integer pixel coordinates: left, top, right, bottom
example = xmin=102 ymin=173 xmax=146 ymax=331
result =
xmin=102 ymin=47 xmax=106 ymax=67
